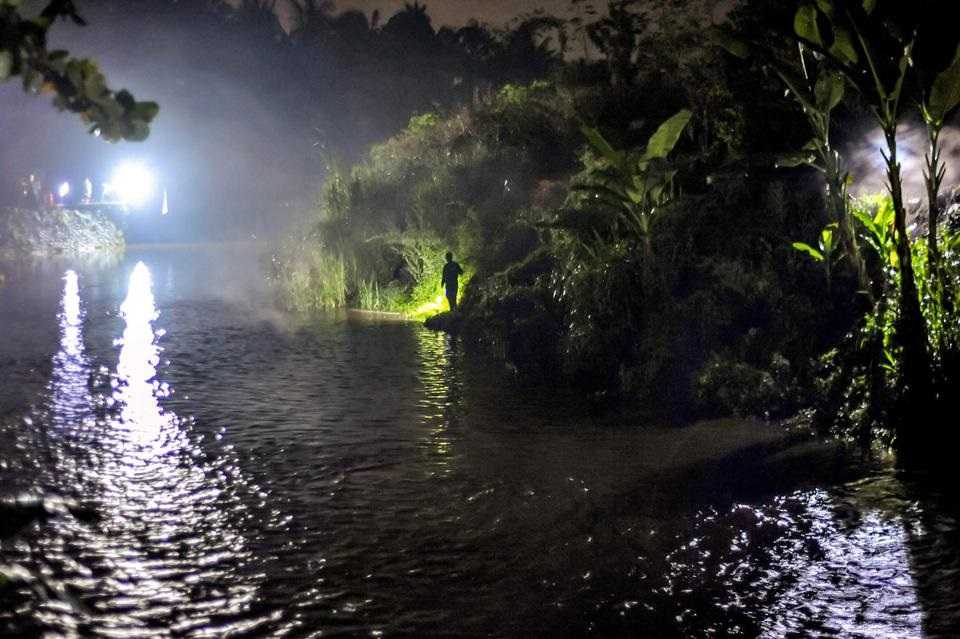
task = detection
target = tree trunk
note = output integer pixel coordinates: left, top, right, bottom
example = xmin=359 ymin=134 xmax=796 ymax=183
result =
xmin=926 ymin=126 xmax=943 ymax=277
xmin=886 ymin=129 xmax=933 ymax=456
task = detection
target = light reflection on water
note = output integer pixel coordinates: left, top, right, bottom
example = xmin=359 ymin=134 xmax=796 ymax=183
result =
xmin=656 ymin=478 xmax=929 ymax=638
xmin=115 ymin=261 xmax=168 ymax=445
xmin=760 ymin=486 xmax=923 ymax=637
xmin=48 ymin=270 xmax=91 ymax=431
xmin=415 ymin=329 xmax=461 ymax=472
xmin=22 ymin=261 xmax=268 ymax=636
xmin=2 ymin=247 xmax=959 ymax=637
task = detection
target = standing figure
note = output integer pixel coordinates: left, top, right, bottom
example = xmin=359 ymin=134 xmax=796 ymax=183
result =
xmin=83 ymin=178 xmax=93 ymax=204
xmin=441 ymin=251 xmax=464 ymax=312
xmin=29 ymin=174 xmax=42 ymax=207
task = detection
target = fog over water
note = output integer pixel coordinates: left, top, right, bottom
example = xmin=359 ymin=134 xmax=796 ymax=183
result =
xmin=0 ymin=5 xmax=317 ymax=239
xmin=2 ymin=0 xmax=528 ymax=239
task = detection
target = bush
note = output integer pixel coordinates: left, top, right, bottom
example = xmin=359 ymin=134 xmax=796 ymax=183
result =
xmin=695 ymin=352 xmax=799 ymax=419
xmin=274 ymin=80 xmax=580 ymax=318
xmin=276 ymin=242 xmax=347 ymax=312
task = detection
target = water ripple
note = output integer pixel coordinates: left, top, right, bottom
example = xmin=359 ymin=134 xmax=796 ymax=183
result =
xmin=2 ymin=247 xmax=959 ymax=637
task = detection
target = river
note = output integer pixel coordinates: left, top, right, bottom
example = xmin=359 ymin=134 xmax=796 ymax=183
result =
xmin=1 ymin=245 xmax=958 ymax=637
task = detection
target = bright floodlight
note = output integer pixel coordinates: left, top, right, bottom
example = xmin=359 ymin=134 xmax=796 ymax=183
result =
xmin=58 ymin=182 xmax=70 ymax=198
xmin=110 ymin=162 xmax=155 ymax=206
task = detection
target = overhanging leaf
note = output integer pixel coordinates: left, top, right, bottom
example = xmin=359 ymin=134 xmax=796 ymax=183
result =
xmin=643 ymin=109 xmax=692 ymax=160
xmin=814 ymin=71 xmax=845 ymax=111
xmin=928 ymin=44 xmax=960 ymax=123
xmin=132 ymin=100 xmax=159 ymax=122
xmin=792 ymin=241 xmax=825 ymax=261
xmin=794 ymin=4 xmax=823 ymax=47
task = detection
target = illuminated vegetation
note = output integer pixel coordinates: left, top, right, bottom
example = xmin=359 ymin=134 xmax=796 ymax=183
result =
xmin=268 ymin=0 xmax=960 ymax=458
xmin=273 ymin=80 xmax=577 ymax=317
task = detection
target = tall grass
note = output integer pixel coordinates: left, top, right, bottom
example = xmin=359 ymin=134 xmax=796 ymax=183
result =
xmin=280 ymin=245 xmax=347 ymax=312
xmin=356 ymin=277 xmax=404 ymax=311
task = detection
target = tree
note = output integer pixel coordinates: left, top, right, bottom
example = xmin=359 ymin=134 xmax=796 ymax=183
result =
xmin=791 ymin=0 xmax=933 ymax=442
xmin=1 ymin=0 xmax=158 ymax=141
xmin=713 ymin=21 xmax=871 ymax=301
xmin=586 ymin=0 xmax=650 ymax=89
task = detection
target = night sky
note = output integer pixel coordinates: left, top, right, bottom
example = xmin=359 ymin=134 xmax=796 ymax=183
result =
xmin=330 ymin=1 xmax=579 ymax=27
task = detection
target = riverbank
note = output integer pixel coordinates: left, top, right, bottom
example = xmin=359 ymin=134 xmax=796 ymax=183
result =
xmin=267 ymin=80 xmax=836 ymax=424
xmin=0 ymin=207 xmax=124 ymax=260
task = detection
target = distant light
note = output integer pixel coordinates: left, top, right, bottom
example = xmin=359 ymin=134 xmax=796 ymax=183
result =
xmin=109 ymin=162 xmax=156 ymax=206
xmin=58 ymin=181 xmax=70 ymax=198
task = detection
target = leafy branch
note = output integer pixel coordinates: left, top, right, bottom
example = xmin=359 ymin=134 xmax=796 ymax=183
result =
xmin=1 ymin=0 xmax=158 ymax=141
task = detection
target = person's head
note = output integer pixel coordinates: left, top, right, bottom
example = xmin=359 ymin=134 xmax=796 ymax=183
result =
xmin=445 ymin=251 xmax=453 ymax=262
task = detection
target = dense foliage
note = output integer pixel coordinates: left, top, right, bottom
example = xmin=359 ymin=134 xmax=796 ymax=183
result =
xmin=271 ymin=0 xmax=960 ymax=459
xmin=274 ymin=1 xmax=836 ymax=418
xmin=272 ymin=81 xmax=584 ymax=316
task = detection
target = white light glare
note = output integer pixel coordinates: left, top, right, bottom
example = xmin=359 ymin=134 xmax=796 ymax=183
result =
xmin=110 ymin=162 xmax=156 ymax=206
xmin=58 ymin=182 xmax=70 ymax=198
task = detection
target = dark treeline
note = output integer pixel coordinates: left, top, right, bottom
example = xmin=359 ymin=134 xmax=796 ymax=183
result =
xmin=114 ymin=0 xmax=567 ymax=158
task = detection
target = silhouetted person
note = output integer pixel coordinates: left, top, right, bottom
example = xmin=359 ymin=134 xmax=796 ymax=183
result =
xmin=441 ymin=251 xmax=463 ymax=312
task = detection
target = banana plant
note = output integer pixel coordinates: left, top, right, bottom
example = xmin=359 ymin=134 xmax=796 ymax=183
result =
xmin=576 ymin=108 xmax=692 ymax=257
xmin=791 ymin=0 xmax=933 ymax=415
xmin=793 ymin=222 xmax=841 ymax=290
xmin=713 ymin=26 xmax=871 ymax=302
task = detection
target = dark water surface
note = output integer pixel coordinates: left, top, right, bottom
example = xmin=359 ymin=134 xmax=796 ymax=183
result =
xmin=2 ymin=245 xmax=959 ymax=637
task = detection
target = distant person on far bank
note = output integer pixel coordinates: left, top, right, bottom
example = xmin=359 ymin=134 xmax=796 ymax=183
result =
xmin=28 ymin=174 xmax=41 ymax=207
xmin=441 ymin=251 xmax=464 ymax=312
